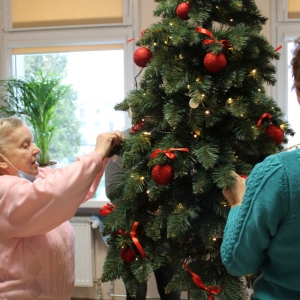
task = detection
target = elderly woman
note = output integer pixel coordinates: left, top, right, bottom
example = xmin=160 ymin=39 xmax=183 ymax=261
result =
xmin=0 ymin=116 xmax=122 ymax=300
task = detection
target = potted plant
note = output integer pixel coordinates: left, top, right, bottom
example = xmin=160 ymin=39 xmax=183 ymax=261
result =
xmin=0 ymin=70 xmax=71 ymax=167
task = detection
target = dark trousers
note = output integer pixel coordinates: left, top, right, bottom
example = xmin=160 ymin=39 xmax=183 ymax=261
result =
xmin=126 ymin=264 xmax=181 ymax=300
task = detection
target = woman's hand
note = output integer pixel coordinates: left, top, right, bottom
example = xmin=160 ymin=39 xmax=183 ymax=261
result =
xmin=222 ymin=171 xmax=246 ymax=208
xmin=94 ymin=130 xmax=123 ymax=159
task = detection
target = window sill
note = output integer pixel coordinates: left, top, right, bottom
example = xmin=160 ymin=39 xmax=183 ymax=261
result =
xmin=76 ymin=198 xmax=110 ymax=215
xmin=80 ymin=198 xmax=109 ymax=208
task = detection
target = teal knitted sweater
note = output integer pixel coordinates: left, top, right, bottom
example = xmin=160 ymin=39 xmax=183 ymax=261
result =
xmin=221 ymin=148 xmax=300 ymax=300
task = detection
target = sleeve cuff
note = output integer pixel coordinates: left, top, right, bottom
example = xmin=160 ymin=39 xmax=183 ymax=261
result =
xmin=87 ymin=151 xmax=104 ymax=173
xmin=228 ymin=205 xmax=241 ymax=222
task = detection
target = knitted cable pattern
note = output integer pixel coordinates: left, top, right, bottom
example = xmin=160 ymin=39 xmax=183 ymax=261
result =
xmin=221 ymin=154 xmax=283 ymax=264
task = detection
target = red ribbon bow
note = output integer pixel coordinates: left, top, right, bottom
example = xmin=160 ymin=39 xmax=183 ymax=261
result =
xmin=99 ymin=203 xmax=116 ymax=216
xmin=257 ymin=113 xmax=272 ymax=127
xmin=150 ymin=148 xmax=189 ymax=159
xmin=119 ymin=222 xmax=146 ymax=258
xmin=183 ymin=263 xmax=222 ymax=300
xmin=195 ymin=27 xmax=230 ymax=49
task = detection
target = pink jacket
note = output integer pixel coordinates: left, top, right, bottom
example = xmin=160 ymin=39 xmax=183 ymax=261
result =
xmin=0 ymin=152 xmax=108 ymax=300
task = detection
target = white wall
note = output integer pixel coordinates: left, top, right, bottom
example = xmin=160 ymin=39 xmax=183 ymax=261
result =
xmin=259 ymin=1 xmax=271 ymax=40
xmin=72 ymin=1 xmax=271 ymax=299
xmin=139 ymin=0 xmax=160 ymax=33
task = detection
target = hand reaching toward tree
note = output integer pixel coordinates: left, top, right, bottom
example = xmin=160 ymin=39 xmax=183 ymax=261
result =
xmin=222 ymin=171 xmax=246 ymax=208
xmin=94 ymin=130 xmax=123 ymax=160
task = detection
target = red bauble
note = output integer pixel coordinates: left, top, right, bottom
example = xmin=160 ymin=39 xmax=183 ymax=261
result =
xmin=120 ymin=247 xmax=136 ymax=263
xmin=151 ymin=164 xmax=174 ymax=185
xmin=133 ymin=47 xmax=152 ymax=68
xmin=131 ymin=120 xmax=143 ymax=133
xmin=176 ymin=2 xmax=191 ymax=20
xmin=204 ymin=52 xmax=227 ymax=74
xmin=265 ymin=125 xmax=284 ymax=145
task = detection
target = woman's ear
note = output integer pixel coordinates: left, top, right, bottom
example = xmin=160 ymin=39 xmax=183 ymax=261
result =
xmin=0 ymin=155 xmax=9 ymax=174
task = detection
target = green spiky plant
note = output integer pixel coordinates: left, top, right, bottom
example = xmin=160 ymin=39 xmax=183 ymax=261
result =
xmin=0 ymin=70 xmax=71 ymax=166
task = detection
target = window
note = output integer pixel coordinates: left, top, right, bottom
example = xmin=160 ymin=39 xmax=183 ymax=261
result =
xmin=1 ymin=0 xmax=139 ymax=204
xmin=288 ymin=0 xmax=300 ymax=19
xmin=277 ymin=0 xmax=300 ymax=22
xmin=8 ymin=0 xmax=131 ymax=30
xmin=14 ymin=49 xmax=126 ymax=161
xmin=272 ymin=1 xmax=300 ymax=147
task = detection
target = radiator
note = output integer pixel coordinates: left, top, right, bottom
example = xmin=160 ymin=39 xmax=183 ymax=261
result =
xmin=69 ymin=216 xmax=100 ymax=287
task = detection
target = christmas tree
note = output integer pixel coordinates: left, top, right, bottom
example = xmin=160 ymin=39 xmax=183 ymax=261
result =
xmin=101 ymin=0 xmax=294 ymax=299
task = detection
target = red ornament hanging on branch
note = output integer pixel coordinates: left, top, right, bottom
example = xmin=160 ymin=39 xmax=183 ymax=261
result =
xmin=133 ymin=47 xmax=153 ymax=68
xmin=265 ymin=125 xmax=285 ymax=145
xmin=195 ymin=27 xmax=231 ymax=74
xmin=99 ymin=203 xmax=116 ymax=216
xmin=120 ymin=247 xmax=137 ymax=263
xmin=257 ymin=113 xmax=284 ymax=145
xmin=131 ymin=120 xmax=143 ymax=133
xmin=151 ymin=164 xmax=174 ymax=185
xmin=203 ymin=52 xmax=227 ymax=74
xmin=150 ymin=148 xmax=189 ymax=185
xmin=176 ymin=2 xmax=191 ymax=20
xmin=119 ymin=222 xmax=146 ymax=261
xmin=127 ymin=32 xmax=152 ymax=68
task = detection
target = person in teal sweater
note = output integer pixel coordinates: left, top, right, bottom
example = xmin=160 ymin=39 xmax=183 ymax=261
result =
xmin=221 ymin=36 xmax=300 ymax=299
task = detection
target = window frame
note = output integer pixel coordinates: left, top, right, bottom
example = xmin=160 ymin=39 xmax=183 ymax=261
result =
xmin=2 ymin=26 xmax=136 ymax=90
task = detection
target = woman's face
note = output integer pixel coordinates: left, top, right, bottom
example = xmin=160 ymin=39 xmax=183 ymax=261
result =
xmin=3 ymin=125 xmax=40 ymax=176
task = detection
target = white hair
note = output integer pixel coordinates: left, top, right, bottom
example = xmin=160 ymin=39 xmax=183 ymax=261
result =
xmin=0 ymin=117 xmax=25 ymax=154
